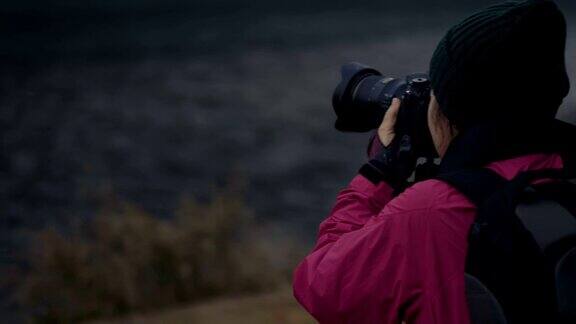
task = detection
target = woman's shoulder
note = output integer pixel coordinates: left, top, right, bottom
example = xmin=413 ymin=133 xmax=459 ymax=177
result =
xmin=384 ymin=179 xmax=476 ymax=215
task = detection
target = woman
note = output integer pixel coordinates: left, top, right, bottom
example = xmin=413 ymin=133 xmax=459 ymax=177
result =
xmin=293 ymin=1 xmax=574 ymax=323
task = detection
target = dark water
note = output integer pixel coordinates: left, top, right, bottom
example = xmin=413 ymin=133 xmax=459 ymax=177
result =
xmin=1 ymin=0 xmax=575 ymax=240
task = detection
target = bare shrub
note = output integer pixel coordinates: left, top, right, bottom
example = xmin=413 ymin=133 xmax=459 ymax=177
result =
xmin=15 ymin=184 xmax=290 ymax=323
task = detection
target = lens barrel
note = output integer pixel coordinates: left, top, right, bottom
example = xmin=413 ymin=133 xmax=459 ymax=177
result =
xmin=333 ymin=62 xmax=406 ymax=133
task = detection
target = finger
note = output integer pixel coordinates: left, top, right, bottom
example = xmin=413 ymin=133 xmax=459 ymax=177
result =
xmin=381 ymin=98 xmax=401 ymax=131
xmin=378 ymin=98 xmax=401 ymax=146
xmin=380 ymin=98 xmax=401 ymax=131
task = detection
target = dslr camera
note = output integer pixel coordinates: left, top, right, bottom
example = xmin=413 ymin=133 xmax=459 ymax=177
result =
xmin=332 ymin=62 xmax=437 ymax=158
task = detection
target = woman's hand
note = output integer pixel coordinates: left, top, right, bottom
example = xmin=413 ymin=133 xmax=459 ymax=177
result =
xmin=361 ymin=98 xmax=417 ymax=191
xmin=377 ymin=98 xmax=401 ymax=147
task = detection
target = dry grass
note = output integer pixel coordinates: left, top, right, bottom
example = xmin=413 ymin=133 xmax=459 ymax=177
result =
xmin=90 ymin=287 xmax=314 ymax=324
xmin=15 ymin=182 xmax=298 ymax=323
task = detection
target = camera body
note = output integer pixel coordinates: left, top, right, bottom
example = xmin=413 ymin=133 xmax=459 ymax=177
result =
xmin=332 ymin=62 xmax=437 ymax=158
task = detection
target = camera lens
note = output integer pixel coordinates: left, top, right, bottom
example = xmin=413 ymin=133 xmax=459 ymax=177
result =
xmin=332 ymin=62 xmax=406 ymax=132
xmin=353 ymin=76 xmax=396 ymax=109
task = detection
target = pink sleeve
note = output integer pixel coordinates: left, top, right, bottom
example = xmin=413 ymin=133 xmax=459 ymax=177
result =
xmin=293 ymin=178 xmax=475 ymax=324
xmin=313 ymin=174 xmax=395 ymax=250
xmin=292 ymin=174 xmax=395 ymax=323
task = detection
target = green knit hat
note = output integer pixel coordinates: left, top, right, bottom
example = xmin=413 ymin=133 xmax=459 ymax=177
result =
xmin=429 ymin=0 xmax=570 ymax=129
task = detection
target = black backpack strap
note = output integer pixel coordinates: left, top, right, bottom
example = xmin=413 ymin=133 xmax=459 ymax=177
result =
xmin=437 ymin=168 xmax=570 ymax=207
xmin=436 ymin=167 xmax=508 ymax=206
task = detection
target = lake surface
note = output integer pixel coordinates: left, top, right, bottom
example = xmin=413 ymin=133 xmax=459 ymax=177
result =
xmin=1 ymin=1 xmax=575 ymax=243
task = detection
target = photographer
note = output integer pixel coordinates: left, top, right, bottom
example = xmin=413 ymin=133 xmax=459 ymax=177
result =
xmin=293 ymin=1 xmax=575 ymax=323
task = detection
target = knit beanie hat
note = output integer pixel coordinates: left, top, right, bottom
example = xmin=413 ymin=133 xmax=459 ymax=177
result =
xmin=429 ymin=0 xmax=570 ymax=129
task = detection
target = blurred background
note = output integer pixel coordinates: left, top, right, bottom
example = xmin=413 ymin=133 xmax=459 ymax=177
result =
xmin=0 ymin=0 xmax=574 ymax=323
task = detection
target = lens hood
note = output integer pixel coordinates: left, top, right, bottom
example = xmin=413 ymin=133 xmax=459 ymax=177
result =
xmin=332 ymin=62 xmax=381 ymax=131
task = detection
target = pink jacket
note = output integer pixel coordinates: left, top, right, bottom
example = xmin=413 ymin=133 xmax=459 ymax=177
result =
xmin=293 ymin=153 xmax=564 ymax=324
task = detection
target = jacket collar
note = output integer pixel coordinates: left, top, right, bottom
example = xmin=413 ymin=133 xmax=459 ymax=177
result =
xmin=439 ymin=119 xmax=576 ymax=176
